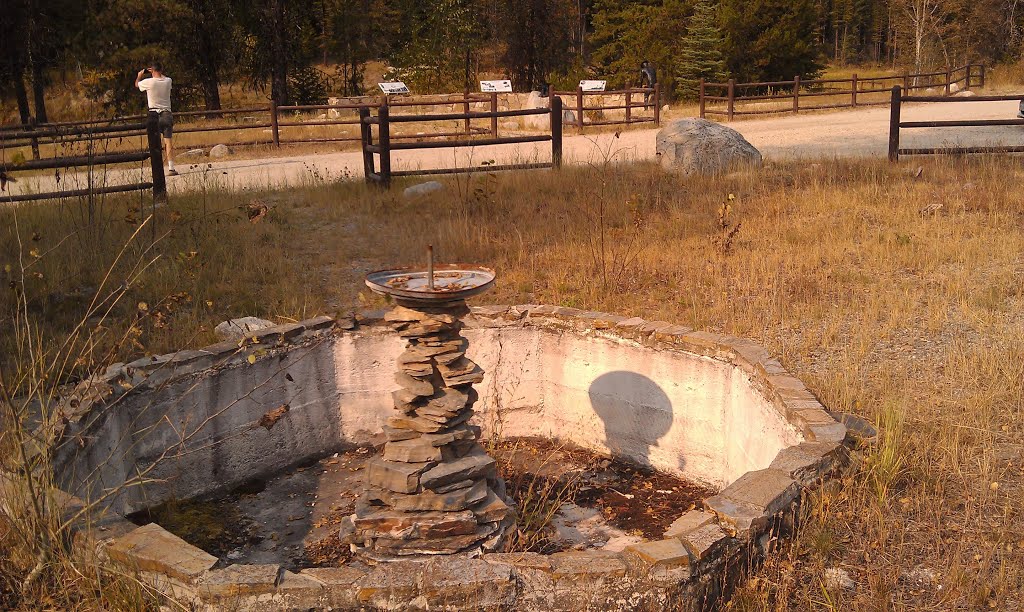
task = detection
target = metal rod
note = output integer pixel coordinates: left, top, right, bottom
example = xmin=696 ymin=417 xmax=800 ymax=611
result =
xmin=390 ymin=162 xmax=553 ymax=177
xmin=427 ymin=245 xmax=435 ymax=290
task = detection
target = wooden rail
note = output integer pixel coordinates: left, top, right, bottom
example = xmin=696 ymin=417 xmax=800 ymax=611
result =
xmin=0 ymin=93 xmax=502 ymax=159
xmin=0 ymin=113 xmax=165 ymax=204
xmin=887 ymin=86 xmax=1024 ymax=161
xmin=549 ymin=86 xmax=659 ymax=134
xmin=702 ymin=64 xmax=985 ymax=121
xmin=361 ymin=98 xmax=563 ymax=187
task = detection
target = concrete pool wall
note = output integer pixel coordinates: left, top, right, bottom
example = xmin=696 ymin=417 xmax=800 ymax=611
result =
xmin=32 ymin=305 xmax=847 ymax=611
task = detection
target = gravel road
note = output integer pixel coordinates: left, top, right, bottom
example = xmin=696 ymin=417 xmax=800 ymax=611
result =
xmin=7 ymin=98 xmax=1024 ymax=197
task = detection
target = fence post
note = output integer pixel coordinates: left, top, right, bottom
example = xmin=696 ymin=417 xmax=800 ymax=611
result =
xmin=551 ymin=96 xmax=563 ymax=169
xmin=146 ymin=112 xmax=167 ymax=203
xmin=653 ymin=83 xmax=661 ymax=126
xmin=270 ymin=99 xmax=280 ymax=147
xmin=27 ymin=116 xmax=40 ymax=160
xmin=851 ymin=73 xmax=858 ymax=107
xmin=378 ymin=103 xmax=391 ymax=188
xmin=888 ymin=86 xmax=901 ymax=163
xmin=576 ymin=86 xmax=585 ymax=134
xmin=903 ymin=70 xmax=911 ymax=91
xmin=490 ymin=92 xmax=498 ymax=138
xmin=625 ymin=91 xmax=632 ymax=124
xmin=727 ymin=79 xmax=735 ymax=121
xmin=699 ymin=79 xmax=706 ymax=118
xmin=358 ymin=106 xmax=374 ymax=183
xmin=463 ymin=89 xmax=471 ymax=136
xmin=980 ymin=64 xmax=986 ymax=88
xmin=945 ymin=66 xmax=952 ymax=95
xmin=793 ymin=76 xmax=800 ymax=113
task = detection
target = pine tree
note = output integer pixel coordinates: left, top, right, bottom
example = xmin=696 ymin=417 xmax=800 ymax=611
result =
xmin=720 ymin=0 xmax=825 ymax=83
xmin=589 ymin=0 xmax=690 ymax=95
xmin=676 ymin=0 xmax=728 ymax=99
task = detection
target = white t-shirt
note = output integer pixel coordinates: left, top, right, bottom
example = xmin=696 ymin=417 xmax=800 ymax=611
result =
xmin=138 ymin=77 xmax=172 ymax=112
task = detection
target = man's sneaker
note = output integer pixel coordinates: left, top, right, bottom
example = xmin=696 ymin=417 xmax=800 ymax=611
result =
xmin=167 ymin=168 xmax=179 ymax=176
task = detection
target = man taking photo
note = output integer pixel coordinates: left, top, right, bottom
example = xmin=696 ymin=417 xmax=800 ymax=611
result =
xmin=135 ymin=63 xmax=177 ymax=176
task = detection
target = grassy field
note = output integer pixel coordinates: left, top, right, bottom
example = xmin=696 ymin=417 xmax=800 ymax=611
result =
xmin=2 ymin=156 xmax=1023 ymax=609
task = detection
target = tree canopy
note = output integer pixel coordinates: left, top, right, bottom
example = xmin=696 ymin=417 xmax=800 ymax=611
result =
xmin=1 ymin=0 xmax=1019 ymax=118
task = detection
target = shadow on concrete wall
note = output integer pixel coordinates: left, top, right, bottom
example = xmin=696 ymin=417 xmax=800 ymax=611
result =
xmin=588 ymin=371 xmax=673 ymax=468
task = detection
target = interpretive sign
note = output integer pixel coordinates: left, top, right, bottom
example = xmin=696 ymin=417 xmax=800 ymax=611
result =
xmin=378 ymin=82 xmax=410 ymax=95
xmin=480 ymin=79 xmax=513 ymax=93
xmin=579 ymin=80 xmax=607 ymax=92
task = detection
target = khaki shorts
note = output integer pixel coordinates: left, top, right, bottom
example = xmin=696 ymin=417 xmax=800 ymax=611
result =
xmin=150 ymin=110 xmax=173 ymax=138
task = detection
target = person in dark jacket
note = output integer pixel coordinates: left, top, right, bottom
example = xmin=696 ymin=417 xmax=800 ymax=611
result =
xmin=640 ymin=61 xmax=657 ymax=109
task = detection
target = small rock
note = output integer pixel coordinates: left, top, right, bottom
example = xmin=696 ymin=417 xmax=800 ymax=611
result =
xmin=824 ymin=567 xmax=856 ymax=591
xmin=214 ymin=316 xmax=275 ymax=341
xmin=902 ymin=566 xmax=938 ymax=587
xmin=954 ymin=90 xmax=976 ymax=98
xmin=949 ymin=82 xmax=961 ymax=94
xmin=317 ymin=113 xmax=327 ymax=120
xmin=180 ymin=148 xmax=205 ymax=158
xmin=661 ymin=104 xmax=669 ymax=112
xmin=403 ymin=181 xmax=444 ymax=199
xmin=209 ymin=144 xmax=233 ymax=158
xmin=226 ymin=549 xmax=244 ymax=561
xmin=328 ymin=108 xmax=341 ymax=119
xmin=562 ymin=109 xmax=577 ymax=125
xmin=827 ymin=411 xmax=878 ymax=443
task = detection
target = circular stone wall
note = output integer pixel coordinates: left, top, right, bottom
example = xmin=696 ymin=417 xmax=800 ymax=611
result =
xmin=10 ymin=305 xmax=848 ymax=611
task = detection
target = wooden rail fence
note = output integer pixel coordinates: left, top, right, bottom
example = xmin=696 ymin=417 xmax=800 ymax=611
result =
xmin=887 ymin=86 xmax=1024 ymax=161
xmin=361 ymin=97 xmax=563 ymax=187
xmin=0 ymin=112 xmax=166 ymax=204
xmin=701 ymin=64 xmax=985 ymax=120
xmin=0 ymin=92 xmax=501 ymax=161
xmin=550 ymin=85 xmax=660 ymax=133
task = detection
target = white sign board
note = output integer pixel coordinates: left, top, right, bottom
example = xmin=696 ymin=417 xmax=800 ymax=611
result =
xmin=480 ymin=79 xmax=513 ymax=93
xmin=579 ymin=80 xmax=607 ymax=92
xmin=378 ymin=81 xmax=410 ymax=95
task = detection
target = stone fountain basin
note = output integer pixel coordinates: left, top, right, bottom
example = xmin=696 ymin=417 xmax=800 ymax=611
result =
xmin=32 ymin=305 xmax=847 ymax=611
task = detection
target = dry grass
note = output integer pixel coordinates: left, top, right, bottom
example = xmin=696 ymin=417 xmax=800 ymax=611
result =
xmin=3 ymin=155 xmax=1024 ymax=608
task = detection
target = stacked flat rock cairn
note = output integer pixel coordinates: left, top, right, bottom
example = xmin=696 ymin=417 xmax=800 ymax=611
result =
xmin=341 ymin=301 xmax=513 ymax=558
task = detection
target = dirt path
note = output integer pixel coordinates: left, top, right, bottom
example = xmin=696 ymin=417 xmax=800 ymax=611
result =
xmin=7 ymin=98 xmax=1023 ymax=197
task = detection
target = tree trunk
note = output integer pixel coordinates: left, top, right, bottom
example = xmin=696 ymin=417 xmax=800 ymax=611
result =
xmin=200 ymin=67 xmax=222 ymax=111
xmin=196 ymin=42 xmax=222 ymax=111
xmin=270 ymin=0 xmax=289 ymax=105
xmin=14 ymin=73 xmax=31 ymax=124
xmin=196 ymin=7 xmax=222 ymax=111
xmin=25 ymin=0 xmax=47 ymax=123
xmin=30 ymin=59 xmax=47 ymax=124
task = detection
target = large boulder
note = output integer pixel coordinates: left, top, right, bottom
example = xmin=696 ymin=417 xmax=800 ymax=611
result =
xmin=209 ymin=144 xmax=233 ymax=158
xmin=526 ymin=91 xmax=549 ymax=110
xmin=655 ymin=119 xmax=762 ymax=176
xmin=524 ymin=91 xmax=551 ymax=130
